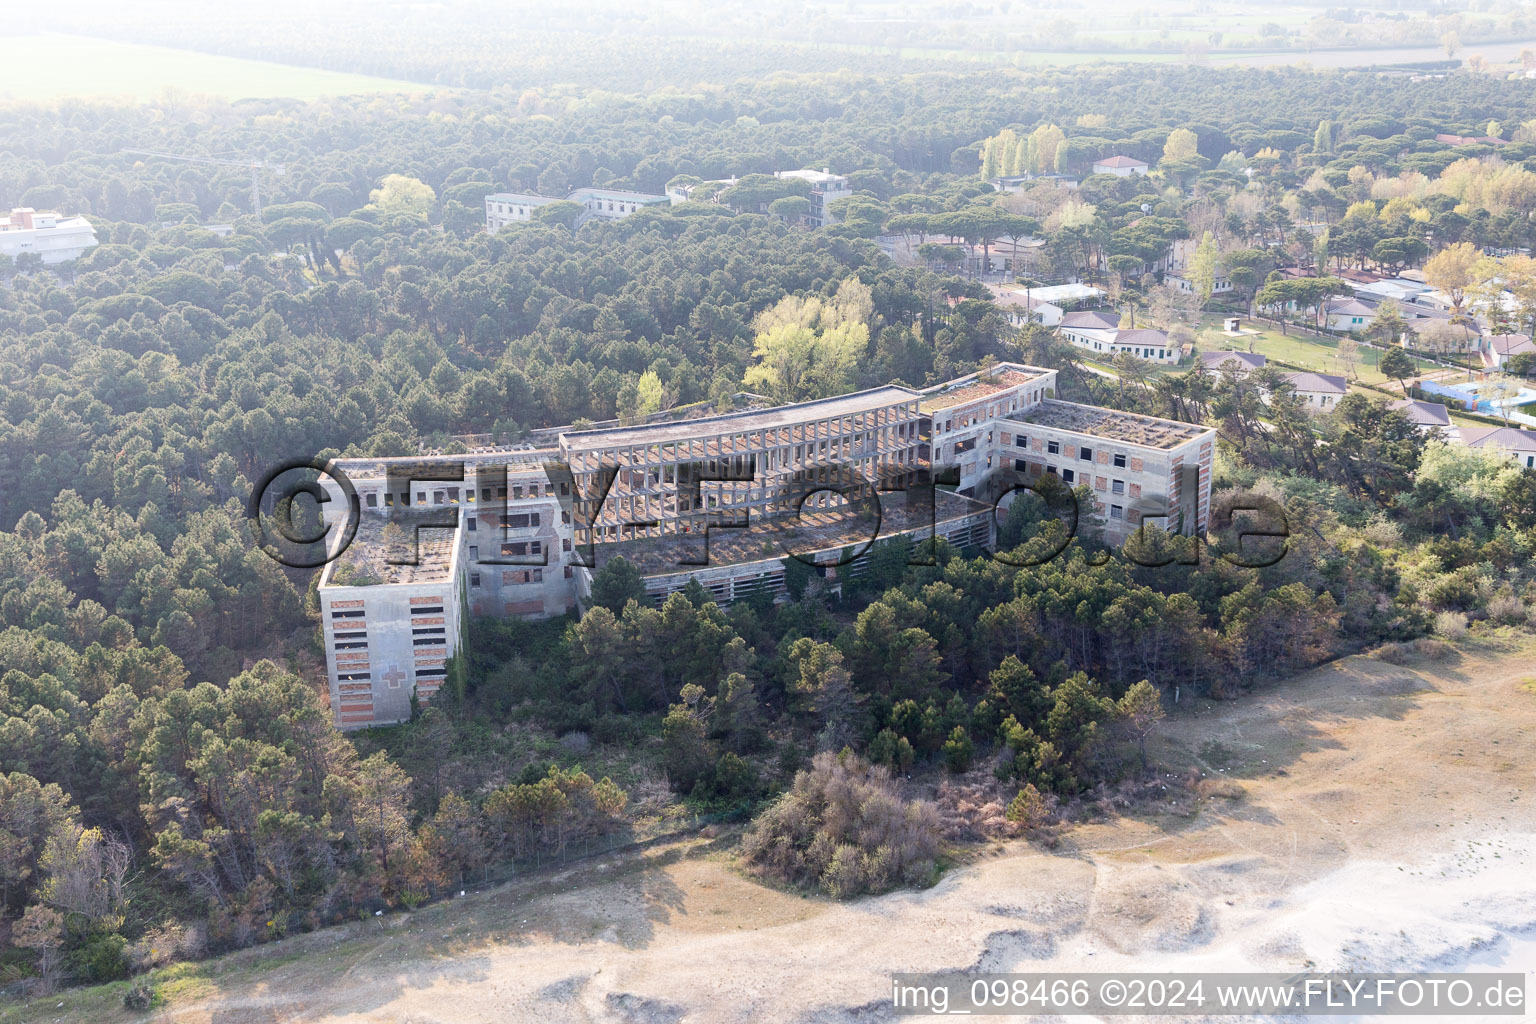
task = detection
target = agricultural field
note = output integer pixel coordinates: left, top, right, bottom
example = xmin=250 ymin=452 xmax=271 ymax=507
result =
xmin=0 ymin=34 xmax=427 ymax=102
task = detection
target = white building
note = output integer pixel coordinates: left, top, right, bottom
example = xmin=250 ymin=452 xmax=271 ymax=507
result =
xmin=1455 ymin=424 xmax=1536 ymax=468
xmin=484 ymin=188 xmax=667 ymax=233
xmin=1057 ymin=311 xmax=1179 ymax=364
xmin=1389 ymin=398 xmax=1452 ymax=435
xmin=1091 ymin=156 xmax=1149 ymax=177
xmin=0 ymin=208 xmax=98 ymax=264
xmin=567 ymin=187 xmax=669 ymax=223
xmin=1162 ymin=238 xmax=1233 ymax=297
xmin=1200 ymin=350 xmax=1266 ymax=373
xmin=1277 ymin=371 xmax=1348 ymax=413
xmin=990 ymin=289 xmax=1064 ymax=327
xmin=1479 ymin=333 xmax=1535 ymax=370
xmin=1323 ymin=297 xmax=1378 ymax=332
xmin=484 ymin=192 xmax=562 ymax=231
xmin=770 ymin=169 xmax=853 ymax=227
xmin=665 ymin=168 xmax=854 ymax=227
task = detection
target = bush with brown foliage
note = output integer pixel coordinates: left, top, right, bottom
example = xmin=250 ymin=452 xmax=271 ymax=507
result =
xmin=740 ymin=751 xmax=940 ymax=899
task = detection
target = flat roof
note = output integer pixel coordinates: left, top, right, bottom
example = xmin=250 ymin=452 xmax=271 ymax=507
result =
xmin=1014 ymin=399 xmax=1209 ymax=450
xmin=486 ymin=192 xmax=558 ymax=204
xmin=326 ymin=510 xmax=458 ymax=586
xmin=561 ymin=386 xmax=919 ymax=450
xmin=776 ymin=169 xmax=848 ymax=184
xmin=1023 ymin=283 xmax=1105 ymax=303
xmin=918 ymin=366 xmax=1048 ymax=413
xmin=567 ymin=187 xmax=668 ymax=201
xmin=331 ymin=450 xmax=557 ymax=480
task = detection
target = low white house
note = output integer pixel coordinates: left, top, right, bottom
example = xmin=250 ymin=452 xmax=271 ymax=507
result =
xmin=1278 ymin=370 xmax=1348 ymax=413
xmin=990 ymin=287 xmax=1063 ymax=327
xmin=0 ymin=208 xmax=98 ymax=264
xmin=1323 ymin=297 xmax=1378 ymax=332
xmin=1200 ymin=350 xmax=1267 ymax=373
xmin=1057 ymin=312 xmax=1179 ymax=364
xmin=1091 ymin=156 xmax=1149 ymax=177
xmin=1057 ymin=309 xmax=1121 ymax=347
xmin=1479 ymin=333 xmax=1535 ymax=370
xmin=1389 ymin=398 xmax=1452 ymax=435
xmin=484 ymin=188 xmax=667 ymax=232
xmin=1163 ymin=237 xmax=1233 ymax=296
xmin=1456 ymin=424 xmax=1536 ymax=468
xmin=1167 ymin=269 xmax=1234 ymax=296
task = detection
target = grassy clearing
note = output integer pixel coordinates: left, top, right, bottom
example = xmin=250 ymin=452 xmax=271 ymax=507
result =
xmin=1200 ymin=319 xmax=1438 ymax=388
xmin=0 ymin=34 xmax=429 ymax=102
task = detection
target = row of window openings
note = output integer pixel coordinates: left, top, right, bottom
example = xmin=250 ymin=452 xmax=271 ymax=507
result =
xmin=470 ymin=566 xmax=573 ymax=587
xmin=337 ymin=666 xmax=447 ymax=683
xmin=989 ymin=435 xmax=1132 ymax=470
xmin=1017 ymin=459 xmax=1129 ymax=496
xmin=1083 ymin=339 xmax=1169 ymax=360
xmin=1037 ymin=439 xmax=1129 ymax=468
xmin=467 ymin=538 xmax=558 ymax=561
xmin=466 ymin=512 xmax=544 ymax=531
xmin=364 ymin=483 xmax=570 ymax=508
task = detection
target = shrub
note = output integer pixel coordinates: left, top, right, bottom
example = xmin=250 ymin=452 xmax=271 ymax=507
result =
xmin=1411 ymin=638 xmax=1455 ymax=660
xmin=1433 ymin=610 xmax=1468 ymax=639
xmin=1379 ymin=637 xmax=1456 ymax=663
xmin=70 ymin=933 xmax=129 ymax=983
xmin=558 ymin=731 xmax=592 ymax=755
xmin=868 ymin=728 xmax=915 ymax=772
xmin=1486 ymin=591 xmax=1526 ymax=626
xmin=740 ymin=751 xmax=939 ymax=899
xmin=1196 ymin=777 xmax=1246 ymax=800
xmin=1005 ymin=783 xmax=1050 ymax=829
xmin=123 ymin=982 xmax=155 ymax=1010
xmin=707 ymin=752 xmax=760 ymax=801
xmin=942 ymin=726 xmax=974 ymax=774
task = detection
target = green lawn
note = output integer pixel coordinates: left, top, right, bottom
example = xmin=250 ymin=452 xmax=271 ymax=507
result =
xmin=1199 ymin=319 xmax=1439 ymax=389
xmin=0 ymin=34 xmax=431 ymax=102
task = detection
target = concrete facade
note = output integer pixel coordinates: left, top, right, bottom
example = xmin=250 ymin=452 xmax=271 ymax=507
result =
xmin=316 ymin=364 xmax=1215 ymax=730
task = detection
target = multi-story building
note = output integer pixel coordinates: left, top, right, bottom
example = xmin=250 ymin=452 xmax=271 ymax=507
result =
xmin=773 ymin=169 xmax=852 ymax=227
xmin=0 ymin=208 xmax=98 ymax=264
xmin=483 ymin=188 xmax=667 ymax=232
xmin=319 ymin=508 xmax=466 ymax=728
xmin=996 ymin=401 xmax=1213 ymax=539
xmin=315 ymin=364 xmax=1215 ymax=729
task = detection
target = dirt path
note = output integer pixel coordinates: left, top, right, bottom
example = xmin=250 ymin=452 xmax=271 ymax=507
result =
xmin=16 ymin=636 xmax=1536 ymax=1024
